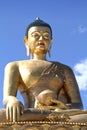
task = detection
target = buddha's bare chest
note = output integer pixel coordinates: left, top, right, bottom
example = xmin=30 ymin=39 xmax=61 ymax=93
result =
xmin=19 ymin=60 xmax=64 ymax=91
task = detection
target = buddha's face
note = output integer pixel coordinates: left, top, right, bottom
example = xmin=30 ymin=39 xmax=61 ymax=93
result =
xmin=24 ymin=26 xmax=53 ymax=55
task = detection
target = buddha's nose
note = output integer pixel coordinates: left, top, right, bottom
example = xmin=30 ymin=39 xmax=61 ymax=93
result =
xmin=39 ymin=35 xmax=43 ymax=40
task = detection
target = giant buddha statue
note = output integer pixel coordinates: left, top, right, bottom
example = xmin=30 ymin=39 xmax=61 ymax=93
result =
xmin=1 ymin=18 xmax=87 ymax=130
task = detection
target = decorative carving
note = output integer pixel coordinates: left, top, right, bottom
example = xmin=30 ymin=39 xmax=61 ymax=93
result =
xmin=0 ymin=120 xmax=87 ymax=130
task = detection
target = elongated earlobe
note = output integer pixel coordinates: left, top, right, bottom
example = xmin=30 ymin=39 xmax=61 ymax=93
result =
xmin=50 ymin=38 xmax=53 ymax=47
xmin=48 ymin=49 xmax=51 ymax=57
xmin=24 ymin=36 xmax=30 ymax=56
xmin=26 ymin=46 xmax=30 ymax=56
xmin=26 ymin=45 xmax=31 ymax=57
xmin=47 ymin=38 xmax=53 ymax=57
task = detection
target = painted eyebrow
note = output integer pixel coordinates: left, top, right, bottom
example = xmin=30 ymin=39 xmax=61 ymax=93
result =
xmin=43 ymin=31 xmax=50 ymax=34
xmin=31 ymin=31 xmax=50 ymax=34
xmin=31 ymin=31 xmax=40 ymax=35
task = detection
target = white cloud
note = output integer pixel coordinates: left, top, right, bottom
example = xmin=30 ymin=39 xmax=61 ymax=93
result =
xmin=74 ymin=59 xmax=87 ymax=90
xmin=72 ymin=25 xmax=87 ymax=34
xmin=78 ymin=25 xmax=87 ymax=33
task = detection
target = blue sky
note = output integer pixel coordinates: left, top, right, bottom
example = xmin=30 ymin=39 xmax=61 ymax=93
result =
xmin=0 ymin=0 xmax=87 ymax=109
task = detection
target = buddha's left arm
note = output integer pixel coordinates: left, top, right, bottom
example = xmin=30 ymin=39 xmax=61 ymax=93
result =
xmin=63 ymin=66 xmax=83 ymax=109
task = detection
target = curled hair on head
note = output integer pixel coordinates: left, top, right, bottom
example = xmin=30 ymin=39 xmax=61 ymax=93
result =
xmin=25 ymin=17 xmax=52 ymax=38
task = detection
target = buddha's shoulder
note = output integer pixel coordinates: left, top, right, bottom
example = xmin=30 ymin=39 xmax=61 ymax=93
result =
xmin=5 ymin=59 xmax=39 ymax=69
xmin=4 ymin=60 xmax=29 ymax=70
xmin=52 ymin=61 xmax=72 ymax=72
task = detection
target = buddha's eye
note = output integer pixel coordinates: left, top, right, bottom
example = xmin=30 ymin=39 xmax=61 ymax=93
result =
xmin=31 ymin=33 xmax=40 ymax=39
xmin=43 ymin=33 xmax=50 ymax=40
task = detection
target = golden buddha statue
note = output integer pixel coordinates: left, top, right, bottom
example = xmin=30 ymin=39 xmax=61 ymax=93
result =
xmin=3 ymin=17 xmax=83 ymax=122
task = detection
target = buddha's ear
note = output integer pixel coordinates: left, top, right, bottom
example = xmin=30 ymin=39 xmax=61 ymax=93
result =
xmin=50 ymin=38 xmax=53 ymax=48
xmin=24 ymin=36 xmax=30 ymax=56
xmin=24 ymin=36 xmax=28 ymax=46
xmin=48 ymin=38 xmax=53 ymax=57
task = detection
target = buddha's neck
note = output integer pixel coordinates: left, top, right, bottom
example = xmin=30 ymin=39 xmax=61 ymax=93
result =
xmin=32 ymin=53 xmax=47 ymax=60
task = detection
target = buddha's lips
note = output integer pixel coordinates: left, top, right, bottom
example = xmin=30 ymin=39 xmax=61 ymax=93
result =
xmin=38 ymin=42 xmax=45 ymax=46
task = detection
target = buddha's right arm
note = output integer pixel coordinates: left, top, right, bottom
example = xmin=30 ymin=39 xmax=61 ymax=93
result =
xmin=3 ymin=62 xmax=24 ymax=122
xmin=3 ymin=62 xmax=19 ymax=102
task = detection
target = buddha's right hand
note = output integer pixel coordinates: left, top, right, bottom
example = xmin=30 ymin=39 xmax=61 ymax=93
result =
xmin=5 ymin=96 xmax=24 ymax=122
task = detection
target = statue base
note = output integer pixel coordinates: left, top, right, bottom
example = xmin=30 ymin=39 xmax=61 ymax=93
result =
xmin=0 ymin=108 xmax=87 ymax=130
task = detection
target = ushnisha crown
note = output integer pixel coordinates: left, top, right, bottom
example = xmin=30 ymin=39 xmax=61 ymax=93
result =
xmin=25 ymin=17 xmax=52 ymax=38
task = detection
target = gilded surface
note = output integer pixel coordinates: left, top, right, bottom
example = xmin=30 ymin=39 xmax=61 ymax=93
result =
xmin=2 ymin=18 xmax=85 ymax=129
xmin=0 ymin=120 xmax=87 ymax=130
xmin=0 ymin=109 xmax=87 ymax=129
